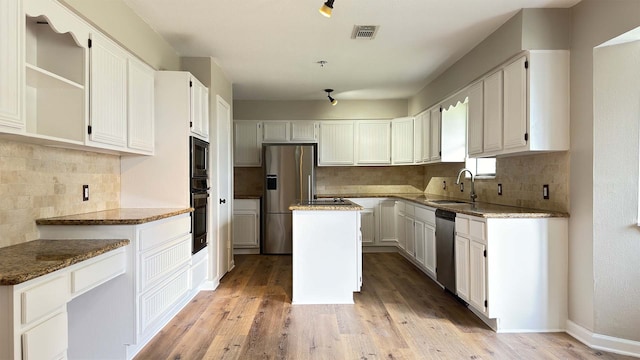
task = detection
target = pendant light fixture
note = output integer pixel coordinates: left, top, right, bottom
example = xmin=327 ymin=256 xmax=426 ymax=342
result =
xmin=325 ymin=89 xmax=338 ymax=106
xmin=319 ymin=0 xmax=335 ymax=18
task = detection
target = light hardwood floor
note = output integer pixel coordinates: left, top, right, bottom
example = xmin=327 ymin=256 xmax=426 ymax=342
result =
xmin=135 ymin=253 xmax=632 ymax=359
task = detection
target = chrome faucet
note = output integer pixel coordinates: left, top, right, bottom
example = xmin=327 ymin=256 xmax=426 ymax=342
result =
xmin=456 ymin=168 xmax=477 ymax=203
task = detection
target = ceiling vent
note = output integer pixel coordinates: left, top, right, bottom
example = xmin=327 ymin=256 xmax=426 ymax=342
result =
xmin=351 ymin=25 xmax=379 ymax=40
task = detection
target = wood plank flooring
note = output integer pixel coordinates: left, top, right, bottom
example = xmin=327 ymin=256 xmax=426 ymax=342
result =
xmin=135 ymin=253 xmax=632 ymax=359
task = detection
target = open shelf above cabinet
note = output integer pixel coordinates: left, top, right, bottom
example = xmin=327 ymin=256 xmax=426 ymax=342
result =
xmin=26 ymin=63 xmax=84 ymax=90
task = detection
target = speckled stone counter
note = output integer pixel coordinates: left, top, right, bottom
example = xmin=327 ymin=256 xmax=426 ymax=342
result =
xmin=289 ymin=199 xmax=364 ymax=211
xmin=36 ymin=208 xmax=193 ymax=225
xmin=318 ymin=193 xmax=569 ymax=218
xmin=0 ymin=239 xmax=129 ymax=285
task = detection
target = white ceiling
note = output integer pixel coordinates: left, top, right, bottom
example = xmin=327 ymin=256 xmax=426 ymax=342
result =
xmin=123 ymin=0 xmax=580 ymax=101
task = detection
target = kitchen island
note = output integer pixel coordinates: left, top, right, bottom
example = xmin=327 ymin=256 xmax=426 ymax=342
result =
xmin=289 ymin=199 xmax=364 ymax=304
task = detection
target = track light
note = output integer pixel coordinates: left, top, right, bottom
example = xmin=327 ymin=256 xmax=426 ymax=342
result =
xmin=319 ymin=0 xmax=334 ymax=17
xmin=325 ymin=89 xmax=338 ymax=106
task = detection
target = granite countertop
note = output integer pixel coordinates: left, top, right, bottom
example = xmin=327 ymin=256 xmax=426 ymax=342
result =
xmin=0 ymin=239 xmax=129 ymax=285
xmin=36 ymin=208 xmax=193 ymax=225
xmin=319 ymin=193 xmax=569 ymax=218
xmin=289 ymin=198 xmax=364 ymax=211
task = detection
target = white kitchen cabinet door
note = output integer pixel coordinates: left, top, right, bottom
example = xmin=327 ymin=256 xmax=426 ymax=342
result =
xmin=290 ymin=121 xmax=318 ymax=142
xmin=503 ymin=56 xmax=528 ymax=151
xmin=429 ymin=107 xmax=441 ymax=161
xmin=396 ymin=212 xmax=406 ymax=250
xmin=89 ymin=32 xmax=128 ymax=148
xmin=421 ymin=110 xmax=431 ymax=162
xmin=359 ymin=208 xmax=375 ymax=246
xmin=413 ymin=113 xmax=423 ymax=164
xmin=469 ymin=239 xmax=487 ymax=314
xmin=355 ymin=119 xmax=391 ymax=165
xmin=483 ymin=70 xmax=503 ymax=153
xmin=391 ymin=117 xmax=414 ymax=164
xmin=414 ymin=219 xmax=425 ymax=266
xmin=262 ymin=121 xmax=289 ymax=142
xmin=379 ymin=200 xmax=397 ymax=245
xmin=455 ymin=235 xmax=470 ymax=302
xmin=0 ymin=0 xmax=23 ymax=131
xmin=234 ymin=121 xmax=262 ymax=167
xmin=233 ymin=212 xmax=259 ymax=248
xmin=467 ymin=81 xmax=484 ymax=156
xmin=190 ymin=76 xmax=209 ymax=140
xmin=318 ymin=121 xmax=355 ymax=166
xmin=404 ymin=215 xmax=415 ymax=257
xmin=425 ymin=224 xmax=436 ymax=276
xmin=127 ymin=57 xmax=155 ymax=153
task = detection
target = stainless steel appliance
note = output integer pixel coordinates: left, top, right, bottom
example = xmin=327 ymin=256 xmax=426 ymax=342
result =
xmin=190 ymin=137 xmax=209 ymax=254
xmin=435 ymin=209 xmax=456 ymax=293
xmin=263 ymin=144 xmax=316 ymax=254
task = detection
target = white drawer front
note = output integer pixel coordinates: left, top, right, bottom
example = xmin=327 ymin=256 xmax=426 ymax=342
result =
xmin=455 ymin=217 xmax=469 ymax=236
xmin=140 ymin=236 xmax=191 ymax=292
xmin=140 ymin=266 xmax=190 ymax=334
xmin=22 ymin=311 xmax=68 ymax=360
xmin=404 ymin=203 xmax=415 ymax=217
xmin=235 ymin=199 xmax=259 ymax=211
xmin=139 ymin=215 xmax=191 ymax=251
xmin=21 ymin=275 xmax=69 ymax=325
xmin=415 ymin=206 xmax=435 ymax=225
xmin=71 ymin=249 xmax=126 ymax=297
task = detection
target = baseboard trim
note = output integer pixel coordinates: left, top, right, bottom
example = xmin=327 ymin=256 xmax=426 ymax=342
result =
xmin=566 ymin=320 xmax=640 ymax=358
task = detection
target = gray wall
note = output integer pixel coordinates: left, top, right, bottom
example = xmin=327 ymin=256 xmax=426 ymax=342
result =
xmin=234 ymin=99 xmax=408 ymax=120
xmin=570 ymin=0 xmax=640 ymax=342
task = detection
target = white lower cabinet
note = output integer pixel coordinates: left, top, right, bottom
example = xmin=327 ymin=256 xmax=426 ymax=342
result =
xmin=455 ymin=213 xmax=568 ymax=332
xmin=38 ymin=213 xmax=205 ymax=359
xmin=398 ymin=202 xmax=437 ymax=280
xmin=233 ymin=199 xmax=260 ymax=252
xmin=378 ymin=200 xmax=398 ymax=245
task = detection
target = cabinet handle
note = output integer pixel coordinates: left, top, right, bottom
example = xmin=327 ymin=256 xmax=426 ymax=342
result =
xmin=220 ymin=198 xmax=226 ymax=204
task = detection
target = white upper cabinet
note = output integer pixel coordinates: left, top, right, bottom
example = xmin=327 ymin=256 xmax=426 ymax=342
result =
xmin=413 ymin=113 xmax=423 ymax=164
xmin=420 ymin=109 xmax=431 ymax=162
xmin=261 ymin=120 xmax=317 ymax=143
xmin=318 ymin=121 xmax=355 ymax=166
xmin=483 ymin=69 xmax=503 ymax=154
xmin=127 ymin=57 xmax=155 ymax=153
xmin=290 ymin=121 xmax=318 ymax=142
xmin=355 ymin=119 xmax=391 ymax=165
xmin=233 ymin=120 xmax=262 ymax=167
xmin=391 ymin=117 xmax=414 ymax=165
xmin=24 ymin=0 xmax=89 ymax=143
xmin=429 ymin=106 xmax=441 ymax=162
xmin=502 ymin=51 xmax=570 ymax=155
xmin=0 ymin=0 xmax=23 ymax=131
xmin=467 ymin=81 xmax=484 ymax=156
xmin=89 ymin=31 xmax=128 ymax=148
xmin=190 ymin=76 xmax=209 ymax=140
xmin=440 ymin=93 xmax=467 ymax=163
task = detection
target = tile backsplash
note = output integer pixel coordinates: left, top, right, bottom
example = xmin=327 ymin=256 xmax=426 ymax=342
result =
xmin=0 ymin=139 xmax=120 ymax=248
xmin=316 ymin=166 xmax=424 ymax=195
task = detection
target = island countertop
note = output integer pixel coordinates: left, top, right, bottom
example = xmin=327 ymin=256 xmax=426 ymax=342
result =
xmin=0 ymin=239 xmax=129 ymax=285
xmin=36 ymin=208 xmax=193 ymax=225
xmin=289 ymin=199 xmax=364 ymax=211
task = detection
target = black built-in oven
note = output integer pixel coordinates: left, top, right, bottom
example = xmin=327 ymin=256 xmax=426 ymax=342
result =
xmin=190 ymin=137 xmax=209 ymax=254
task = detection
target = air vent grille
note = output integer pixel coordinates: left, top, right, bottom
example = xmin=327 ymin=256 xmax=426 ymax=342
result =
xmin=351 ymin=25 xmax=379 ymax=40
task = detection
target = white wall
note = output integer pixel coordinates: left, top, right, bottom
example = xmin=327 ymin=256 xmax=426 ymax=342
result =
xmin=593 ymin=40 xmax=640 ymax=341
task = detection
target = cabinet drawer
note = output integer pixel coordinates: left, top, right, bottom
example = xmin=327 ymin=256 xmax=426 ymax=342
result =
xmin=404 ymin=203 xmax=415 ymax=217
xmin=22 ymin=311 xmax=68 ymax=360
xmin=455 ymin=217 xmax=469 ymax=236
xmin=71 ymin=249 xmax=126 ymax=297
xmin=21 ymin=275 xmax=69 ymax=325
xmin=415 ymin=206 xmax=435 ymax=225
xmin=469 ymin=219 xmax=486 ymax=241
xmin=140 ymin=235 xmax=191 ymax=292
xmin=235 ymin=199 xmax=259 ymax=211
xmin=139 ymin=215 xmax=191 ymax=251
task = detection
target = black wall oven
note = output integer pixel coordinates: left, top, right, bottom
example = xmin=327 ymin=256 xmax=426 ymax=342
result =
xmin=190 ymin=137 xmax=209 ymax=254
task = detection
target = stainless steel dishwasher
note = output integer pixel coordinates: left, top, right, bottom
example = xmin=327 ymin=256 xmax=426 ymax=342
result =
xmin=435 ymin=209 xmax=456 ymax=294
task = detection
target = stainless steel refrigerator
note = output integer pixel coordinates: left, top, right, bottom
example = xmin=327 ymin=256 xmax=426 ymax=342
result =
xmin=263 ymin=144 xmax=316 ymax=254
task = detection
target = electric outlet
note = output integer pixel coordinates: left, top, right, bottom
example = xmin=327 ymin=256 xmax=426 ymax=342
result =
xmin=543 ymin=184 xmax=550 ymax=200
xmin=498 ymin=183 xmax=503 ymax=196
xmin=442 ymin=181 xmax=446 ymax=190
xmin=460 ymin=182 xmax=464 ymax=192
xmin=83 ymin=185 xmax=89 ymax=201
